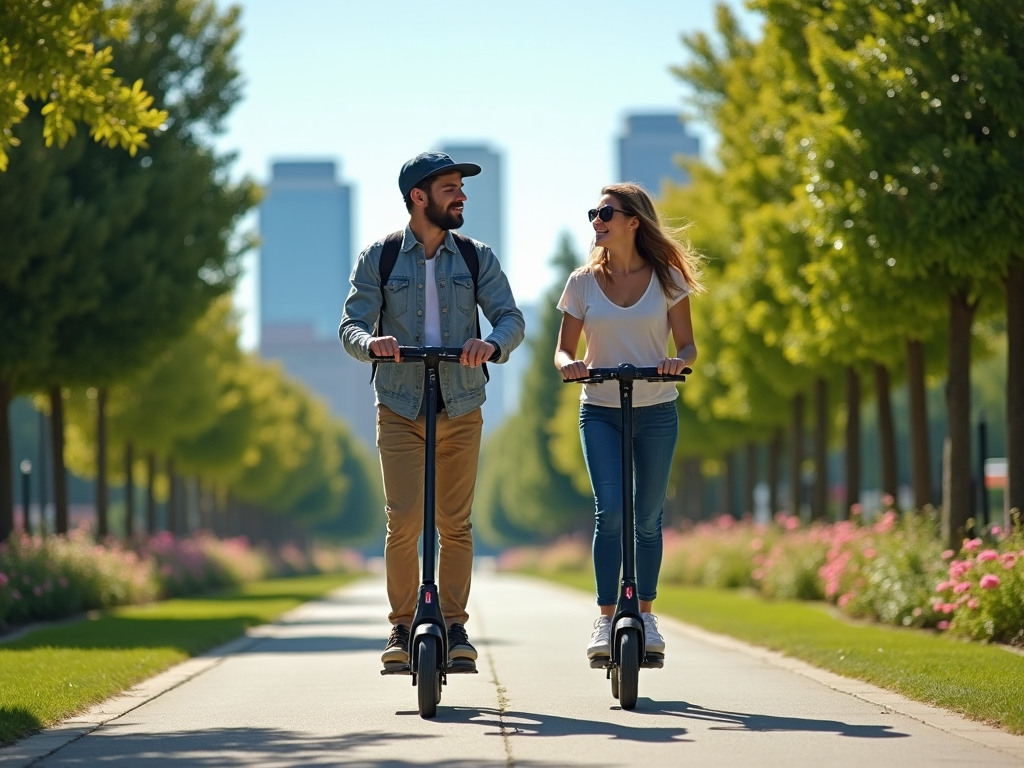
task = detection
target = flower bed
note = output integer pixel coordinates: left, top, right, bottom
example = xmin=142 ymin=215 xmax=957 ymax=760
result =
xmin=0 ymin=530 xmax=362 ymax=631
xmin=499 ymin=510 xmax=1024 ymax=645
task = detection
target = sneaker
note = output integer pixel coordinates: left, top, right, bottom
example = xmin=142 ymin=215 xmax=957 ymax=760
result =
xmin=587 ymin=616 xmax=611 ymax=658
xmin=381 ymin=624 xmax=410 ymax=665
xmin=447 ymin=623 xmax=478 ymax=661
xmin=642 ymin=613 xmax=665 ymax=654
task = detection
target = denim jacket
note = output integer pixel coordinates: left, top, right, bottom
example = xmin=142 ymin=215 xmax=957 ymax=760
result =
xmin=340 ymin=225 xmax=525 ymax=420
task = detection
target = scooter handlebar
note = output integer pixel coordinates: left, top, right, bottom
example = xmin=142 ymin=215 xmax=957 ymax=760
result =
xmin=562 ymin=363 xmax=691 ymax=384
xmin=369 ymin=345 xmax=501 ymax=363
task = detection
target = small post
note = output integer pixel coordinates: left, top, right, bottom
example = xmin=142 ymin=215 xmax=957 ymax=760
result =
xmin=978 ymin=409 xmax=989 ymax=529
xmin=19 ymin=460 xmax=32 ymax=536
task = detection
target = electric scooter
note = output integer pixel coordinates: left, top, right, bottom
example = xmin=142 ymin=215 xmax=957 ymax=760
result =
xmin=564 ymin=363 xmax=690 ymax=710
xmin=371 ymin=346 xmax=490 ymax=719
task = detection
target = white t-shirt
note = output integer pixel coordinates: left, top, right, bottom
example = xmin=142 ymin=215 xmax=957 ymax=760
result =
xmin=557 ymin=268 xmax=689 ymax=408
xmin=424 ymin=255 xmax=442 ymax=346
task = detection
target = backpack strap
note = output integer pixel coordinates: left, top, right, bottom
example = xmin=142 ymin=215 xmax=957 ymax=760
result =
xmin=371 ymin=231 xmax=404 ymax=381
xmin=452 ymin=233 xmax=489 ymax=381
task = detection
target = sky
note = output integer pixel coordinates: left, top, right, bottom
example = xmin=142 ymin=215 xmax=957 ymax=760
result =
xmin=213 ymin=0 xmax=760 ymax=348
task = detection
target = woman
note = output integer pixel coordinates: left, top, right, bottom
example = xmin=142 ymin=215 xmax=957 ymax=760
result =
xmin=554 ymin=182 xmax=702 ymax=660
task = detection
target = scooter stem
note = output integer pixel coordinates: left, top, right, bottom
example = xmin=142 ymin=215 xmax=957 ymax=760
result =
xmin=422 ymin=365 xmax=438 ymax=585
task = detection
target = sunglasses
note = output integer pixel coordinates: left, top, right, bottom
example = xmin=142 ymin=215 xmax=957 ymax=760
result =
xmin=587 ymin=205 xmax=634 ymax=223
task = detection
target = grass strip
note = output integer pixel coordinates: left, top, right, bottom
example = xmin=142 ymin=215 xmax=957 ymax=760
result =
xmin=0 ymin=573 xmax=357 ymax=746
xmin=541 ymin=571 xmax=1024 ymax=735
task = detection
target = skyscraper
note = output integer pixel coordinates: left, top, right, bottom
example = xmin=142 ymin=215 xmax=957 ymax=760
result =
xmin=258 ymin=161 xmax=377 ymax=450
xmin=437 ymin=144 xmax=503 ymax=256
xmin=436 ymin=143 xmax=511 ymax=432
xmin=259 ymin=161 xmax=353 ymax=341
xmin=617 ymin=114 xmax=700 ymax=196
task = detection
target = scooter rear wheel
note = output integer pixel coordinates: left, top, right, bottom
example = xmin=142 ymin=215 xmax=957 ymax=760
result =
xmin=618 ymin=630 xmax=639 ymax=710
xmin=416 ymin=636 xmax=440 ymax=718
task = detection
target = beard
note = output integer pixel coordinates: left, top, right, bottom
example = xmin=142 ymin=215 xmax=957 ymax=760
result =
xmin=425 ymin=193 xmax=464 ymax=231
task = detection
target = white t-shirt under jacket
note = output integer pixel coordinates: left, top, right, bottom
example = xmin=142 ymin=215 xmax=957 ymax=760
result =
xmin=557 ymin=268 xmax=690 ymax=408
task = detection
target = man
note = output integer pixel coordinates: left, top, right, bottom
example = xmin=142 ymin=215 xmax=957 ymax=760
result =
xmin=340 ymin=151 xmax=525 ymax=668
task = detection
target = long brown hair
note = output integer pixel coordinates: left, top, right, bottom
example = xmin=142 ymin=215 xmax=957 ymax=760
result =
xmin=583 ymin=182 xmax=704 ymax=298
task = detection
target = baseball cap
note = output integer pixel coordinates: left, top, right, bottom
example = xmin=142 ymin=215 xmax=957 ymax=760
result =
xmin=399 ymin=151 xmax=481 ymax=197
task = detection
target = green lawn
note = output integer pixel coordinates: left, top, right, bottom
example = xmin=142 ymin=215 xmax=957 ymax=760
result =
xmin=543 ymin=572 xmax=1024 ymax=735
xmin=0 ymin=573 xmax=358 ymax=746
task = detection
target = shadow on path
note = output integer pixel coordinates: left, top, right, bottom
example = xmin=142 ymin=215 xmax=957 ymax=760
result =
xmin=429 ymin=701 xmax=906 ymax=743
xmin=36 ymin=726 xmax=560 ymax=768
xmin=639 ymin=699 xmax=909 ymax=739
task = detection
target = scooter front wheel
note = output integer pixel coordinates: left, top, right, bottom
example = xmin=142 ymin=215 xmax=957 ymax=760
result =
xmin=618 ymin=629 xmax=640 ymax=710
xmin=416 ymin=636 xmax=441 ymax=718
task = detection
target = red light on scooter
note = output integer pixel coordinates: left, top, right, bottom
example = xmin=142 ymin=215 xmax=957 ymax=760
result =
xmin=626 ymin=586 xmax=633 ymax=599
xmin=426 ymin=592 xmax=432 ymax=603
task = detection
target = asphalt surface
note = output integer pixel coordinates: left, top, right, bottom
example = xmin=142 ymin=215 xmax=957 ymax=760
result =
xmin=2 ymin=569 xmax=1023 ymax=767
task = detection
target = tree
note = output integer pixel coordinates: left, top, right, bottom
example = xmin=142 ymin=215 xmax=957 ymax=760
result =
xmin=0 ymin=0 xmax=257 ymax=538
xmin=0 ymin=0 xmax=166 ymax=170
xmin=758 ymin=0 xmax=1024 ymax=542
xmin=475 ymin=234 xmax=591 ymax=541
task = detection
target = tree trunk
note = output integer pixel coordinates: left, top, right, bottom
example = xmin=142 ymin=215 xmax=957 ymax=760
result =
xmin=943 ymin=291 xmax=977 ymax=546
xmin=813 ymin=376 xmax=828 ymax=521
xmin=843 ymin=367 xmax=860 ymax=520
xmin=790 ymin=393 xmax=805 ymax=519
xmin=0 ymin=380 xmax=13 ymax=542
xmin=146 ymin=453 xmax=157 ymax=535
xmin=907 ymin=339 xmax=932 ymax=510
xmin=124 ymin=442 xmax=135 ymax=539
xmin=38 ymin=410 xmax=49 ymax=536
xmin=96 ymin=388 xmax=108 ymax=539
xmin=768 ymin=428 xmax=781 ymax=517
xmin=1008 ymin=259 xmax=1024 ymax=526
xmin=873 ymin=364 xmax=898 ymax=505
xmin=722 ymin=452 xmax=735 ymax=518
xmin=744 ymin=442 xmax=757 ymax=516
xmin=167 ymin=458 xmax=178 ymax=535
xmin=49 ymin=387 xmax=68 ymax=534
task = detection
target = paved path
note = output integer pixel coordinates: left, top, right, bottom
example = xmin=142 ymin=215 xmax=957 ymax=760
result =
xmin=3 ymin=570 xmax=1024 ymax=767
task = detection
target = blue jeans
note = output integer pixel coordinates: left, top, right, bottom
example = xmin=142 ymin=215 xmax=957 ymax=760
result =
xmin=580 ymin=402 xmax=678 ymax=606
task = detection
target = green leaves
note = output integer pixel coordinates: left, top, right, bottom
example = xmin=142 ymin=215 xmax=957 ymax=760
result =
xmin=0 ymin=0 xmax=167 ymax=170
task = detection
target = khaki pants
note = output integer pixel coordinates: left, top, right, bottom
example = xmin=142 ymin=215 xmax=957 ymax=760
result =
xmin=377 ymin=404 xmax=483 ymax=628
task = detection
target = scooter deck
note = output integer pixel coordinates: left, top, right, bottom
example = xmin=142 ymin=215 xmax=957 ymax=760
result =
xmin=380 ymin=658 xmax=479 ymax=676
xmin=588 ymin=653 xmax=665 ymax=670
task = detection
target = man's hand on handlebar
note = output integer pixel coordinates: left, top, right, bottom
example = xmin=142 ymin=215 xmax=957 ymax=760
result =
xmin=657 ymin=357 xmax=688 ymax=376
xmin=462 ymin=339 xmax=495 ymax=368
xmin=369 ymin=336 xmax=401 ymax=362
xmin=560 ymin=360 xmax=588 ymax=381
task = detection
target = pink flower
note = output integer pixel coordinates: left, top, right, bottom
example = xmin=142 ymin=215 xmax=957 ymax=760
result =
xmin=33 ymin=586 xmax=42 ymax=597
xmin=0 ymin=571 xmax=7 ymax=586
xmin=953 ymin=582 xmax=971 ymax=594
xmin=863 ymin=547 xmax=877 ymax=559
xmin=992 ymin=525 xmax=1003 ymax=537
xmin=941 ymin=549 xmax=955 ymax=560
xmin=935 ymin=581 xmax=952 ymax=592
xmin=838 ymin=594 xmax=853 ymax=607
xmin=937 ymin=620 xmax=950 ymax=630
xmin=784 ymin=517 xmax=800 ymax=531
xmin=977 ymin=549 xmax=998 ymax=563
xmin=1001 ymin=553 xmax=1017 ymax=569
xmin=980 ymin=574 xmax=1000 ymax=590
xmin=967 ymin=598 xmax=980 ymax=610
xmin=850 ymin=503 xmax=862 ymax=517
xmin=963 ymin=538 xmax=982 ymax=552
xmin=750 ymin=538 xmax=763 ymax=550
xmin=912 ymin=607 xmax=923 ymax=617
xmin=882 ymin=493 xmax=896 ymax=507
xmin=941 ymin=603 xmax=957 ymax=614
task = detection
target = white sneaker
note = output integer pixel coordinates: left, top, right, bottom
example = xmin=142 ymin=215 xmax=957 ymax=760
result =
xmin=587 ymin=616 xmax=611 ymax=658
xmin=642 ymin=613 xmax=665 ymax=654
